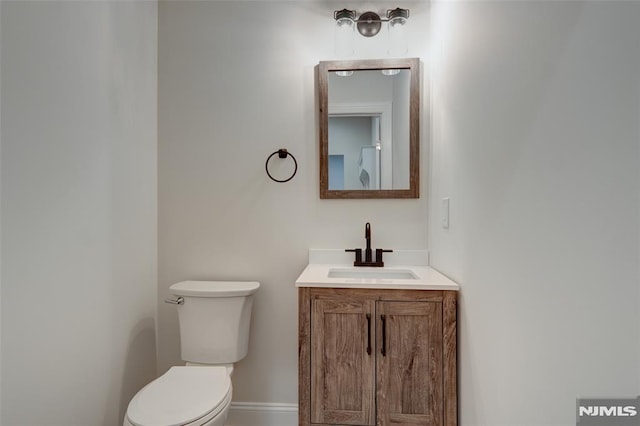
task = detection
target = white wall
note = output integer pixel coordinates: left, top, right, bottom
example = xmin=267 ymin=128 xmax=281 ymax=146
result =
xmin=1 ymin=1 xmax=157 ymax=425
xmin=158 ymin=0 xmax=430 ymax=407
xmin=429 ymin=1 xmax=640 ymax=425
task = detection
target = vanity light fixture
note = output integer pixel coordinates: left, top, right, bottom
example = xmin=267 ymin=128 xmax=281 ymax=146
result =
xmin=333 ymin=8 xmax=410 ymax=38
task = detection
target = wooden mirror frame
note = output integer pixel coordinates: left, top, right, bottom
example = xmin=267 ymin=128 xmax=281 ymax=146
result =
xmin=318 ymin=58 xmax=420 ymax=199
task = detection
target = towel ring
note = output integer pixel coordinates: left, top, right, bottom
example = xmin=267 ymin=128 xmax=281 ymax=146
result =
xmin=265 ymin=149 xmax=298 ymax=183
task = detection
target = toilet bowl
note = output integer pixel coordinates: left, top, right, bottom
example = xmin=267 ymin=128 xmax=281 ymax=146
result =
xmin=124 ymin=281 xmax=260 ymax=426
xmin=124 ymin=366 xmax=232 ymax=426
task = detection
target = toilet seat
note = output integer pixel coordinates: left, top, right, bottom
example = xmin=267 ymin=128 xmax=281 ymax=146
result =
xmin=126 ymin=366 xmax=232 ymax=426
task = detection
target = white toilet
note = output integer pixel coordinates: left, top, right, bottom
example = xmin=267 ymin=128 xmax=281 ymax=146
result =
xmin=124 ymin=280 xmax=260 ymax=426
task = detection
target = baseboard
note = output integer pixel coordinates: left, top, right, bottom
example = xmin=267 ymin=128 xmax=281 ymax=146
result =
xmin=226 ymin=402 xmax=298 ymax=426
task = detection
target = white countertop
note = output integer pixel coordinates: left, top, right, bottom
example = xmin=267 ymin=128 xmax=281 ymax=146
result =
xmin=295 ymin=249 xmax=459 ymax=291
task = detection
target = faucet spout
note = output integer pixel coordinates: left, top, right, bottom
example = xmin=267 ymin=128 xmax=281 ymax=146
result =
xmin=365 ymin=222 xmax=371 ymax=248
xmin=365 ymin=222 xmax=372 ymax=262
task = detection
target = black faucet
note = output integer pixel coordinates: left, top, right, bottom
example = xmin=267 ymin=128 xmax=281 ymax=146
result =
xmin=346 ymin=222 xmax=393 ymax=267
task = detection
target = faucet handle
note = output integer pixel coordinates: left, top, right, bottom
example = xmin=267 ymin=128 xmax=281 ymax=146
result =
xmin=375 ymin=249 xmax=393 ymax=265
xmin=346 ymin=248 xmax=363 ymax=265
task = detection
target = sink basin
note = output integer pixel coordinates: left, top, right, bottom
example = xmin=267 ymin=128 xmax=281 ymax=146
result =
xmin=327 ymin=268 xmax=417 ymax=280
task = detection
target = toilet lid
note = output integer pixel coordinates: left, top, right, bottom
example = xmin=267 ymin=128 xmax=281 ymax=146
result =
xmin=127 ymin=366 xmax=231 ymax=426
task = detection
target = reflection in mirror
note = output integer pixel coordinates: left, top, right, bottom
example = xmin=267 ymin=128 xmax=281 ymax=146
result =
xmin=328 ymin=70 xmax=409 ymax=191
xmin=318 ymin=59 xmax=419 ymax=199
xmin=329 ymin=115 xmax=382 ymax=190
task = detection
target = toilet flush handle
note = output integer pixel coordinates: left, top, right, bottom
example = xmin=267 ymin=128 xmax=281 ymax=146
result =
xmin=164 ymin=296 xmax=184 ymax=305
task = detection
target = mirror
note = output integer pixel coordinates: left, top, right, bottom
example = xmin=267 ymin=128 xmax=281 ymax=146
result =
xmin=318 ymin=58 xmax=420 ymax=199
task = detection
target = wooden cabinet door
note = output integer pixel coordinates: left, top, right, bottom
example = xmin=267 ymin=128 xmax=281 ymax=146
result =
xmin=311 ymin=297 xmax=376 ymax=425
xmin=376 ymin=301 xmax=443 ymax=426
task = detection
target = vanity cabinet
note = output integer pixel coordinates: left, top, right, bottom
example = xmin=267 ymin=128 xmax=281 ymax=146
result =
xmin=298 ymin=288 xmax=457 ymax=426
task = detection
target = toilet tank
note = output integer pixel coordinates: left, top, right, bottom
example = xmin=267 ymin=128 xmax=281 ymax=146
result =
xmin=169 ymin=281 xmax=260 ymax=365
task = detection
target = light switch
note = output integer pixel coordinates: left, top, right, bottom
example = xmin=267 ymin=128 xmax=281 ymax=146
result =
xmin=442 ymin=198 xmax=450 ymax=229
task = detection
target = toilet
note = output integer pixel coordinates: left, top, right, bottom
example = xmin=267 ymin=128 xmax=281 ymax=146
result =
xmin=124 ymin=280 xmax=260 ymax=426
